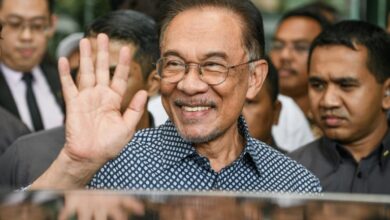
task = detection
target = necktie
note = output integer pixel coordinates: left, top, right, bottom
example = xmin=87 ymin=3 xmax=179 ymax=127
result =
xmin=22 ymin=73 xmax=44 ymax=131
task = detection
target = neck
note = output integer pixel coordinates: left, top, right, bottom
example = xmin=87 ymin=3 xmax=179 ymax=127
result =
xmin=195 ymin=122 xmax=245 ymax=173
xmin=342 ymin=115 xmax=388 ymax=162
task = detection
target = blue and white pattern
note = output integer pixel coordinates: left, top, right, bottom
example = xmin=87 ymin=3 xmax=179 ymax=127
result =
xmin=89 ymin=116 xmax=322 ymax=193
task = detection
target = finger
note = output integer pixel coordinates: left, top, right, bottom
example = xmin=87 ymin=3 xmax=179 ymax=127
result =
xmin=108 ymin=208 xmax=128 ymax=220
xmin=123 ymin=90 xmax=148 ymax=134
xmin=78 ymin=38 xmax=95 ymax=90
xmin=110 ymin=46 xmax=131 ymax=97
xmin=121 ymin=197 xmax=145 ymax=216
xmin=58 ymin=57 xmax=78 ymax=103
xmin=96 ymin=33 xmax=110 ymax=86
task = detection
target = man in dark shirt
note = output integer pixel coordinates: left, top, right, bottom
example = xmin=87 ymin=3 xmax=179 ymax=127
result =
xmin=290 ymin=20 xmax=390 ymax=194
xmin=0 ymin=10 xmax=159 ymax=189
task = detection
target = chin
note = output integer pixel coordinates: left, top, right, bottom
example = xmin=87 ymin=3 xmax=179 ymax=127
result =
xmin=178 ymin=128 xmax=224 ymax=144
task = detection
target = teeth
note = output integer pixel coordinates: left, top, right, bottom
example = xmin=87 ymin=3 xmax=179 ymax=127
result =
xmin=183 ymin=106 xmax=210 ymax=112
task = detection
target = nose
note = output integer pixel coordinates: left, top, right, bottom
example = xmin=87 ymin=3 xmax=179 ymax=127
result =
xmin=319 ymin=86 xmax=341 ymax=109
xmin=279 ymin=45 xmax=294 ymax=61
xmin=19 ymin=25 xmax=33 ymax=41
xmin=177 ymin=64 xmax=209 ymax=95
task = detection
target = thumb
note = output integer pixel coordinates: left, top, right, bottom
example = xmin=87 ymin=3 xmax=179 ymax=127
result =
xmin=123 ymin=90 xmax=148 ymax=133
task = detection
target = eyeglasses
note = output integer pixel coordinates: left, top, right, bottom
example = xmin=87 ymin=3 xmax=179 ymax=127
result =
xmin=0 ymin=18 xmax=49 ymax=35
xmin=156 ymin=57 xmax=259 ymax=85
xmin=270 ymin=41 xmax=311 ymax=55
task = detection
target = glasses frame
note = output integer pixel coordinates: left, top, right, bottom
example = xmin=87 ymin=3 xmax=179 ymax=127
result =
xmin=156 ymin=57 xmax=260 ymax=86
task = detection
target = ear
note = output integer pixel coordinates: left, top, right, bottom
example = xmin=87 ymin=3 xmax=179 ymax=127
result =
xmin=382 ymin=78 xmax=390 ymax=110
xmin=246 ymin=59 xmax=268 ymax=100
xmin=46 ymin=14 xmax=57 ymax=38
xmin=145 ymin=70 xmax=160 ymax=97
xmin=272 ymin=99 xmax=282 ymax=126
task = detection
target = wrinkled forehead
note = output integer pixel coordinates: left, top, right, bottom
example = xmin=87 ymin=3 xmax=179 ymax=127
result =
xmin=160 ymin=6 xmax=247 ymax=61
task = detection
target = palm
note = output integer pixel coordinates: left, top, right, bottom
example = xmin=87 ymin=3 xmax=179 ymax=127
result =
xmin=59 ymin=34 xmax=147 ymax=165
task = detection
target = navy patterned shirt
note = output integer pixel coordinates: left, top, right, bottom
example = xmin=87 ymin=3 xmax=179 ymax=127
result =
xmin=89 ymin=116 xmax=322 ymax=192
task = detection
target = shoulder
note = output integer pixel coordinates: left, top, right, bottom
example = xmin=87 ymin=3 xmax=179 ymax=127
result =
xmin=247 ymin=138 xmax=322 ymax=193
xmin=289 ymin=138 xmax=323 ymax=164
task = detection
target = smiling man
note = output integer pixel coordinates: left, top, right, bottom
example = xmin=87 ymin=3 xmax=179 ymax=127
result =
xmin=290 ymin=20 xmax=390 ymax=194
xmin=31 ymin=0 xmax=321 ymax=192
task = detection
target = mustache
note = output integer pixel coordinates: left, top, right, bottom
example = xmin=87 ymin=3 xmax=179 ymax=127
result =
xmin=319 ymin=109 xmax=348 ymax=118
xmin=174 ymin=98 xmax=217 ymax=107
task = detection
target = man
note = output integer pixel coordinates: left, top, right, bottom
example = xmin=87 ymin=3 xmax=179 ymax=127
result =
xmin=269 ymin=8 xmax=330 ymax=139
xmin=243 ymin=57 xmax=284 ymax=153
xmin=32 ymin=0 xmax=321 ymax=192
xmin=0 ymin=0 xmax=64 ymax=132
xmin=0 ymin=106 xmax=30 ymax=155
xmin=290 ymin=20 xmax=390 ymax=194
xmin=0 ymin=10 xmax=159 ymax=188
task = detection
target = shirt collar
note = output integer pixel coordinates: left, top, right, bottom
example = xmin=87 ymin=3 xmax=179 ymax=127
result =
xmin=1 ymin=64 xmax=42 ymax=86
xmin=322 ymin=124 xmax=390 ymax=171
xmin=159 ymin=115 xmax=264 ymax=173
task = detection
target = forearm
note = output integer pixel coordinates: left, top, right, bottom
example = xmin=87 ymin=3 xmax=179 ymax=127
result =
xmin=30 ymin=148 xmax=101 ymax=189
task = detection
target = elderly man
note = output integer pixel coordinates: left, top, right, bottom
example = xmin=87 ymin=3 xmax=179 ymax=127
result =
xmin=32 ymin=0 xmax=320 ymax=192
xmin=290 ymin=20 xmax=390 ymax=194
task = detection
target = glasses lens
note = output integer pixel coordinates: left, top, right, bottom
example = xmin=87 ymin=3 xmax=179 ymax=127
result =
xmin=158 ymin=58 xmax=185 ymax=83
xmin=201 ymin=62 xmax=227 ymax=85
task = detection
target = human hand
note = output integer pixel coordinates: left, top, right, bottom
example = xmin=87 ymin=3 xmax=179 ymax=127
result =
xmin=59 ymin=191 xmax=145 ymax=220
xmin=31 ymin=33 xmax=147 ymax=189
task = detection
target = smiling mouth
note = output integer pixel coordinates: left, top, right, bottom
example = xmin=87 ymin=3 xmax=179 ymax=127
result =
xmin=182 ymin=106 xmax=211 ymax=112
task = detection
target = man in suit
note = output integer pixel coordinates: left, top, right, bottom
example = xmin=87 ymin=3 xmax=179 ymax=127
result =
xmin=0 ymin=10 xmax=159 ymax=188
xmin=0 ymin=107 xmax=30 ymax=155
xmin=0 ymin=0 xmax=64 ymax=132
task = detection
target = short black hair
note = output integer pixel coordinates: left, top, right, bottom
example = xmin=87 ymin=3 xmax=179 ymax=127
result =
xmin=299 ymin=1 xmax=340 ymax=23
xmin=308 ymin=20 xmax=390 ymax=83
xmin=159 ymin=0 xmax=266 ymax=60
xmin=279 ymin=6 xmax=331 ymax=31
xmin=264 ymin=57 xmax=279 ymax=102
xmin=84 ymin=10 xmax=159 ymax=79
xmin=0 ymin=0 xmax=55 ymax=14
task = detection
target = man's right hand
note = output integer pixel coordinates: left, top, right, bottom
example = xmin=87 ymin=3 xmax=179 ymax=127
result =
xmin=31 ymin=34 xmax=147 ymax=189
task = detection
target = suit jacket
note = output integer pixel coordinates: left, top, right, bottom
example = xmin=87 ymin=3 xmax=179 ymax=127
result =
xmin=0 ymin=62 xmax=64 ymax=119
xmin=0 ymin=107 xmax=30 ymax=155
xmin=0 ymin=126 xmax=65 ymax=189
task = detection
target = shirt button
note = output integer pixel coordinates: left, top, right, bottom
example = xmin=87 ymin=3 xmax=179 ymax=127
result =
xmin=357 ymin=172 xmax=363 ymax=178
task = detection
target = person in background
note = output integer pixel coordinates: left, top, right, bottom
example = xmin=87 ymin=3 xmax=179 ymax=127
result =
xmin=299 ymin=1 xmax=340 ymax=23
xmin=0 ymin=0 xmax=64 ymax=132
xmin=0 ymin=10 xmax=159 ymax=189
xmin=290 ymin=20 xmax=390 ymax=194
xmin=269 ymin=7 xmax=330 ymax=140
xmin=243 ymin=57 xmax=284 ymax=153
xmin=55 ymin=32 xmax=83 ymax=80
xmin=31 ymin=0 xmax=321 ymax=192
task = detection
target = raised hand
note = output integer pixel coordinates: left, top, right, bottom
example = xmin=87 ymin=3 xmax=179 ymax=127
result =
xmin=31 ymin=34 xmax=147 ymax=189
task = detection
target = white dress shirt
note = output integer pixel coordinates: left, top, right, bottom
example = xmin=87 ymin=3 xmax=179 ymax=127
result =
xmin=1 ymin=64 xmax=64 ymax=131
xmin=272 ymin=95 xmax=315 ymax=152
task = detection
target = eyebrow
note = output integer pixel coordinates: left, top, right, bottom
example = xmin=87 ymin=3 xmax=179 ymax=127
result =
xmin=6 ymin=14 xmax=48 ymax=22
xmin=331 ymin=77 xmax=360 ymax=85
xmin=272 ymin=37 xmax=311 ymax=44
xmin=162 ymin=50 xmax=228 ymax=60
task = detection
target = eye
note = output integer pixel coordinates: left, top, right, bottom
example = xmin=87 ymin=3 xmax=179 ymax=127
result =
xmin=293 ymin=43 xmax=310 ymax=53
xmin=309 ymin=80 xmax=325 ymax=91
xmin=202 ymin=61 xmax=226 ymax=72
xmin=30 ymin=23 xmax=47 ymax=32
xmin=271 ymin=41 xmax=284 ymax=51
xmin=164 ymin=59 xmax=184 ymax=69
